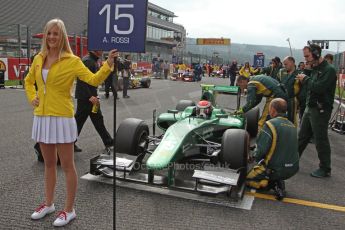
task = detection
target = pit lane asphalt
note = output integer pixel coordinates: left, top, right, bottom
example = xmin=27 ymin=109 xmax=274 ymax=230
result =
xmin=0 ymin=77 xmax=344 ymax=229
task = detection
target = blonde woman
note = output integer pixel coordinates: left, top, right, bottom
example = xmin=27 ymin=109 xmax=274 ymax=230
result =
xmin=25 ymin=18 xmax=118 ymax=227
xmin=238 ymin=62 xmax=259 ymax=95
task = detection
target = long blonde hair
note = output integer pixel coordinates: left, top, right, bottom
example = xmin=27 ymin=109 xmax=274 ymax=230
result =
xmin=41 ymin=18 xmax=73 ymax=57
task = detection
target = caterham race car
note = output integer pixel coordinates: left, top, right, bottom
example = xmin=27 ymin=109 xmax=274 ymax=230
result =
xmin=82 ymin=85 xmax=259 ymax=204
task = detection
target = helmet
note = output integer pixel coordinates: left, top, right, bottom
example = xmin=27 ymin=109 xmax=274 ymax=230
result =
xmin=196 ymin=100 xmax=212 ymax=118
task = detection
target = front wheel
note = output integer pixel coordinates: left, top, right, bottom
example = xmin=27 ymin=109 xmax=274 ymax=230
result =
xmin=245 ymin=107 xmax=260 ymax=138
xmin=219 ymin=129 xmax=249 ymax=171
xmin=116 ymin=118 xmax=149 ymax=157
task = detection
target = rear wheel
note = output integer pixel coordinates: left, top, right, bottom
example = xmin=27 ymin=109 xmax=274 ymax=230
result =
xmin=219 ymin=129 xmax=249 ymax=171
xmin=141 ymin=77 xmax=151 ymax=88
xmin=245 ymin=107 xmax=260 ymax=137
xmin=116 ymin=118 xmax=149 ymax=158
xmin=176 ymin=100 xmax=195 ymax=111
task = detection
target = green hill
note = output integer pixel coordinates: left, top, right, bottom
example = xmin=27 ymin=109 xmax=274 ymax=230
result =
xmin=186 ymin=38 xmax=334 ymax=66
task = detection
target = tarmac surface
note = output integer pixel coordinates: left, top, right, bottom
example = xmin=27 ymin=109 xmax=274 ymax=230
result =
xmin=0 ymin=76 xmax=344 ymax=229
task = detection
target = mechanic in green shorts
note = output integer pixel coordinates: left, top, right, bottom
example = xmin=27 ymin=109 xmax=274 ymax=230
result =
xmin=239 ymin=75 xmax=288 ymax=130
xmin=277 ymin=56 xmax=301 ymax=126
xmin=246 ymin=98 xmax=299 ymax=200
xmin=296 ymin=44 xmax=337 ymax=178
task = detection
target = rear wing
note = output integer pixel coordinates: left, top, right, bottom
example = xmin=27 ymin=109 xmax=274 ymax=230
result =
xmin=200 ymin=84 xmax=241 ymax=110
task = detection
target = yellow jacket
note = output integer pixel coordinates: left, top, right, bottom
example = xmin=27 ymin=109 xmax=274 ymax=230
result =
xmin=25 ymin=52 xmax=112 ymax=118
xmin=239 ymin=66 xmax=258 ymax=78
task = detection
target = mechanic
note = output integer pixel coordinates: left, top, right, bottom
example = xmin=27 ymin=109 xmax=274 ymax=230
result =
xmin=297 ymin=62 xmax=312 ymax=121
xmin=277 ymin=56 xmax=300 ymax=126
xmin=246 ymin=98 xmax=299 ymax=200
xmin=296 ymin=44 xmax=337 ymax=178
xmin=74 ymin=50 xmax=114 ymax=152
xmin=237 ymin=74 xmax=288 ymax=130
xmin=261 ymin=57 xmax=282 ymax=80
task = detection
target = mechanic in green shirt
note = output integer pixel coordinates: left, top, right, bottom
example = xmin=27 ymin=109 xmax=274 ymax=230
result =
xmin=297 ymin=62 xmax=312 ymax=121
xmin=277 ymin=56 xmax=301 ymax=126
xmin=246 ymin=98 xmax=299 ymax=200
xmin=261 ymin=57 xmax=282 ymax=80
xmin=296 ymin=44 xmax=337 ymax=178
xmin=239 ymin=75 xmax=288 ymax=130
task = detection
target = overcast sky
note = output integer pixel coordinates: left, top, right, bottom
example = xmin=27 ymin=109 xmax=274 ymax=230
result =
xmin=150 ymin=0 xmax=345 ymax=52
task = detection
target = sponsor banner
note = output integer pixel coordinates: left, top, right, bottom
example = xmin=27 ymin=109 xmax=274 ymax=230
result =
xmin=7 ymin=58 xmax=29 ymax=80
xmin=0 ymin=58 xmax=29 ymax=80
xmin=196 ymin=38 xmax=231 ymax=45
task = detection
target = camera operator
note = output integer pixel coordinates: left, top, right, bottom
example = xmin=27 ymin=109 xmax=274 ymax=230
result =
xmin=296 ymin=44 xmax=337 ymax=178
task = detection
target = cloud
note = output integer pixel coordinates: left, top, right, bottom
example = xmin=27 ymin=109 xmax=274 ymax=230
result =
xmin=149 ymin=0 xmax=345 ymax=51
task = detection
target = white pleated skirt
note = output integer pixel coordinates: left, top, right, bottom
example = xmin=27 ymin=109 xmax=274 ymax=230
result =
xmin=32 ymin=116 xmax=78 ymax=144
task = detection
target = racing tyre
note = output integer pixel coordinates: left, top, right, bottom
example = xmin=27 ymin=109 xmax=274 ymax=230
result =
xmin=220 ymin=129 xmax=249 ymax=170
xmin=245 ymin=107 xmax=260 ymax=137
xmin=141 ymin=77 xmax=151 ymax=88
xmin=116 ymin=118 xmax=149 ymax=156
xmin=176 ymin=100 xmax=195 ymax=111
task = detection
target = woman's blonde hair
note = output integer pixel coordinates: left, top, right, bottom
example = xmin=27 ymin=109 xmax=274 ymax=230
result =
xmin=41 ymin=18 xmax=73 ymax=56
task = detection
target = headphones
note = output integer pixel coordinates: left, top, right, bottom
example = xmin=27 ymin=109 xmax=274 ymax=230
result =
xmin=308 ymin=43 xmax=321 ymax=60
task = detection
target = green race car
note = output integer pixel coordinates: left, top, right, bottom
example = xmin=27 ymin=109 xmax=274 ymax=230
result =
xmin=83 ymin=85 xmax=259 ymax=201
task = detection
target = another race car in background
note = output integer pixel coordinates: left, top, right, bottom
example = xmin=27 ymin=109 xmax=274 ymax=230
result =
xmin=116 ymin=75 xmax=151 ymax=90
xmin=170 ymin=70 xmax=194 ymax=82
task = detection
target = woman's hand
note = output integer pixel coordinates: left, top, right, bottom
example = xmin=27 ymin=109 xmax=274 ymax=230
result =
xmin=106 ymin=49 xmax=119 ymax=66
xmin=31 ymin=96 xmax=39 ymax=107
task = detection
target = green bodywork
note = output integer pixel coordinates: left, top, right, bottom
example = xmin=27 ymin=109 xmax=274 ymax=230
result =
xmin=146 ymin=85 xmax=245 ymax=170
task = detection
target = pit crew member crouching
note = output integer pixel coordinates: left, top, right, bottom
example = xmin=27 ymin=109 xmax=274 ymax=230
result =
xmin=246 ymin=98 xmax=299 ymax=200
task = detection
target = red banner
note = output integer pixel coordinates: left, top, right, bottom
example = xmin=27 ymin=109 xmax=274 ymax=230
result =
xmin=7 ymin=58 xmax=30 ymax=80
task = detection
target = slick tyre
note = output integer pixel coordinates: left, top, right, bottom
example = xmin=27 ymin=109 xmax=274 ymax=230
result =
xmin=245 ymin=106 xmax=260 ymax=137
xmin=140 ymin=77 xmax=151 ymax=88
xmin=116 ymin=118 xmax=149 ymax=156
xmin=176 ymin=100 xmax=195 ymax=111
xmin=220 ymin=129 xmax=249 ymax=170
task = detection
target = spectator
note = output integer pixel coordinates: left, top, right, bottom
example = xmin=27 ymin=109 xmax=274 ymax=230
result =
xmin=163 ymin=60 xmax=170 ymax=79
xmin=120 ymin=54 xmax=131 ymax=98
xmin=229 ymin=60 xmax=238 ymax=86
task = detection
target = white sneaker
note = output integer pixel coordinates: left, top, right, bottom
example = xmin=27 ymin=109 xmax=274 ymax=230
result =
xmin=53 ymin=209 xmax=76 ymax=227
xmin=31 ymin=203 xmax=55 ymax=220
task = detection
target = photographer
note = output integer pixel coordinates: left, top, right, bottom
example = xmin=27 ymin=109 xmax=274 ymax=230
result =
xmin=296 ymin=44 xmax=337 ymax=178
